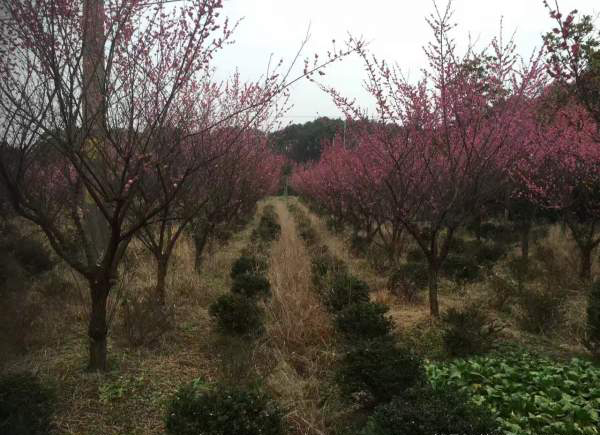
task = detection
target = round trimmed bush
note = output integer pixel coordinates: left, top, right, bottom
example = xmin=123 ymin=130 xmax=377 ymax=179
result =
xmin=350 ymin=234 xmax=370 ymax=255
xmin=585 ymin=280 xmax=600 ymax=357
xmin=441 ymin=253 xmax=481 ymax=283
xmin=231 ymin=273 xmax=271 ymax=299
xmin=442 ymin=305 xmax=502 ymax=357
xmin=387 ymin=267 xmax=422 ymax=302
xmin=448 ymin=237 xmax=468 ymax=254
xmin=298 ymin=222 xmax=318 ymax=245
xmin=336 ymin=338 xmax=425 ymax=407
xmin=256 ymin=206 xmax=281 ymax=242
xmin=517 ymin=286 xmax=564 ymax=334
xmin=474 ymin=242 xmax=506 ymax=268
xmin=165 ymin=380 xmax=283 ymax=435
xmin=392 ymin=262 xmax=429 ymax=291
xmin=230 ymin=255 xmax=268 ymax=279
xmin=325 ymin=273 xmax=370 ymax=312
xmin=209 ymin=294 xmax=264 ymax=336
xmin=335 ymin=302 xmax=393 ymax=342
xmin=326 ymin=217 xmax=344 ymax=233
xmin=0 ymin=372 xmax=55 ymax=435
xmin=360 ymin=385 xmax=500 ymax=435
xmin=311 ymin=251 xmax=348 ymax=289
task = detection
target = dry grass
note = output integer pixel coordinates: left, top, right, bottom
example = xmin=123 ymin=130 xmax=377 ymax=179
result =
xmin=2 ymin=198 xmax=596 ymax=434
xmin=1 ymin=208 xmax=260 ymax=435
xmin=257 ymin=198 xmax=339 ymax=435
xmin=292 ymin=198 xmax=597 ymax=361
xmin=292 ymin=199 xmax=387 ymax=294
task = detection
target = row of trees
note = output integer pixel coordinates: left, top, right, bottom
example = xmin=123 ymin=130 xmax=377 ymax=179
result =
xmin=292 ymin=2 xmax=600 ymax=317
xmin=0 ymin=0 xmax=359 ymax=370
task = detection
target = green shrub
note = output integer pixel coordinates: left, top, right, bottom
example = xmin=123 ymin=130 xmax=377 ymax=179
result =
xmin=255 ymin=206 xmax=281 ymax=242
xmin=361 ymin=385 xmax=500 ymax=435
xmin=474 ymin=242 xmax=506 ymax=267
xmin=488 ymin=273 xmax=519 ymax=311
xmin=442 ymin=305 xmax=503 ymax=357
xmin=0 ymin=372 xmax=55 ymax=435
xmin=311 ymin=250 xmax=344 ymax=277
xmin=584 ymin=280 xmax=600 ymax=357
xmin=325 ymin=273 xmax=370 ymax=312
xmin=473 ymin=222 xmax=517 ymax=244
xmin=517 ymin=286 xmax=564 ymax=334
xmin=441 ymin=253 xmax=481 ymax=283
xmin=230 ymin=255 xmax=268 ymax=279
xmin=350 ymin=234 xmax=370 ymax=255
xmin=506 ymin=256 xmax=538 ymax=284
xmin=399 ymin=323 xmax=445 ymax=360
xmin=231 ymin=273 xmax=271 ymax=299
xmin=209 ymin=294 xmax=264 ymax=336
xmin=335 ymin=302 xmax=393 ymax=342
xmin=387 ymin=267 xmax=421 ymax=302
xmin=165 ymin=380 xmax=283 ymax=435
xmin=326 ymin=217 xmax=344 ymax=234
xmin=390 ymin=262 xmax=429 ymax=293
xmin=336 ymin=338 xmax=425 ymax=407
xmin=298 ymin=222 xmax=318 ymax=246
xmin=448 ymin=237 xmax=468 ymax=254
xmin=311 ymin=251 xmax=347 ymax=289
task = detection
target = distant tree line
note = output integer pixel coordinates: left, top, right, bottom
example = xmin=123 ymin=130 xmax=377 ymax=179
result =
xmin=269 ymin=117 xmax=345 ymax=163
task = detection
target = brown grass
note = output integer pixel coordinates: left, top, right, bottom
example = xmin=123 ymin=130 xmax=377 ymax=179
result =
xmin=2 ymin=198 xmax=596 ymax=434
xmin=292 ymin=198 xmax=596 ymax=361
xmin=1 ymin=207 xmax=261 ymax=435
xmin=257 ymin=199 xmax=338 ymax=435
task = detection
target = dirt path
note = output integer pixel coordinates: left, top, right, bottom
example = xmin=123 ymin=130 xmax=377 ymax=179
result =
xmin=260 ymin=198 xmax=337 ymax=435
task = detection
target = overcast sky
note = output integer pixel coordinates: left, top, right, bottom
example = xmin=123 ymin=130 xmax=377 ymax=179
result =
xmin=212 ymin=0 xmax=599 ymax=126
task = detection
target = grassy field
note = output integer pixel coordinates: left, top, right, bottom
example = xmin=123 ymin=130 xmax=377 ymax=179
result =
xmin=1 ymin=196 xmax=597 ymax=434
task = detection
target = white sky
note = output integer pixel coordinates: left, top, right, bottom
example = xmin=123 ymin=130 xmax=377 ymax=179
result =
xmin=213 ymin=0 xmax=599 ymax=126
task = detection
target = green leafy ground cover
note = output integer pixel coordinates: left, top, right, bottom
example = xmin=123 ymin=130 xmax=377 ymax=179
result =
xmin=427 ymin=351 xmax=600 ymax=435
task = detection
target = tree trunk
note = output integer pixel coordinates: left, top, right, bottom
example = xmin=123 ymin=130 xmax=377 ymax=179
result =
xmin=580 ymin=245 xmax=593 ymax=281
xmin=474 ymin=214 xmax=482 ymax=242
xmin=155 ymin=257 xmax=168 ymax=305
xmin=88 ymin=280 xmax=109 ymax=371
xmin=428 ymin=264 xmax=440 ymax=318
xmin=193 ymin=229 xmax=210 ymax=272
xmin=520 ymin=220 xmax=531 ymax=262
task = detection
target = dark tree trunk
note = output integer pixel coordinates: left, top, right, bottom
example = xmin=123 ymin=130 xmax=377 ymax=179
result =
xmin=155 ymin=257 xmax=169 ymax=305
xmin=427 ymin=264 xmax=440 ymax=318
xmin=580 ymin=245 xmax=593 ymax=281
xmin=474 ymin=214 xmax=482 ymax=243
xmin=88 ymin=279 xmax=109 ymax=371
xmin=386 ymin=232 xmax=404 ymax=267
xmin=520 ymin=220 xmax=532 ymax=262
xmin=193 ymin=229 xmax=210 ymax=272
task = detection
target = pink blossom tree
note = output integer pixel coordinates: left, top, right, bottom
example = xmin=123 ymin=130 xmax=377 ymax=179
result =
xmin=297 ymin=2 xmax=545 ymax=317
xmin=543 ymin=1 xmax=600 ymax=123
xmin=0 ymin=0 xmax=357 ymax=370
xmin=515 ymin=96 xmax=600 ymax=280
